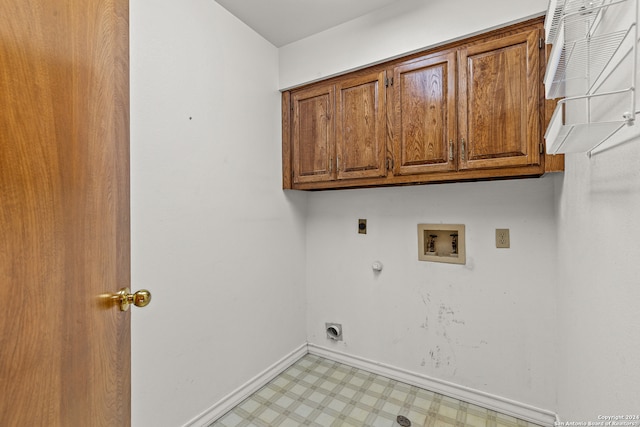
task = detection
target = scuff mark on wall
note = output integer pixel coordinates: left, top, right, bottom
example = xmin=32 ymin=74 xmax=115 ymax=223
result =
xmin=437 ymin=304 xmax=465 ymax=327
xmin=422 ymin=300 xmax=468 ymax=376
xmin=420 ymin=292 xmax=431 ymax=305
xmin=428 ymin=345 xmax=457 ymax=372
xmin=421 ymin=315 xmax=428 ymax=330
xmin=429 ymin=346 xmax=442 ymax=368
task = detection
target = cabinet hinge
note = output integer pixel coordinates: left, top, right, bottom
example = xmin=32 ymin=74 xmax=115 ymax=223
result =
xmin=386 ymin=158 xmax=395 ymax=171
xmin=385 ymin=77 xmax=394 ymax=87
xmin=539 ymin=37 xmax=544 ymax=49
xmin=540 ymin=142 xmax=545 ymax=154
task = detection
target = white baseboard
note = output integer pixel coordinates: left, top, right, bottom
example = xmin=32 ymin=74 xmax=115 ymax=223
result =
xmin=307 ymin=343 xmax=557 ymax=427
xmin=182 ymin=343 xmax=308 ymax=427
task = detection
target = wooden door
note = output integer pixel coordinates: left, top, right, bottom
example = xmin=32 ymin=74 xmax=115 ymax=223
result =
xmin=335 ymin=71 xmax=387 ymax=180
xmin=292 ymin=85 xmax=336 ymax=184
xmin=392 ymin=51 xmax=457 ymax=176
xmin=0 ymin=0 xmax=131 ymax=426
xmin=458 ymin=27 xmax=541 ymax=170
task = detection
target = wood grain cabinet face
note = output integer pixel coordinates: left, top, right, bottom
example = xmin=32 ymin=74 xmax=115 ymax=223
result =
xmin=283 ymin=18 xmax=556 ymax=190
xmin=291 ymin=72 xmax=387 ymax=184
xmin=458 ymin=29 xmax=541 ymax=170
xmin=392 ymin=51 xmax=457 ymax=176
xmin=336 ymin=71 xmax=387 ymax=180
xmin=292 ymin=85 xmax=335 ymax=184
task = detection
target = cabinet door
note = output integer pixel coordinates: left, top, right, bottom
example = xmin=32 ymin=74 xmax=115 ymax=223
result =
xmin=292 ymin=85 xmax=335 ymax=184
xmin=392 ymin=51 xmax=457 ymax=175
xmin=458 ymin=28 xmax=541 ymax=170
xmin=335 ymin=71 xmax=387 ymax=180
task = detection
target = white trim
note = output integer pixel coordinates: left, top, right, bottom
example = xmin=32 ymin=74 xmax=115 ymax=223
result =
xmin=307 ymin=343 xmax=557 ymax=427
xmin=182 ymin=343 xmax=308 ymax=427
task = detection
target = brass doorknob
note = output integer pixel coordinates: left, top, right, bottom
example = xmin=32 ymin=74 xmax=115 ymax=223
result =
xmin=115 ymin=287 xmax=151 ymax=311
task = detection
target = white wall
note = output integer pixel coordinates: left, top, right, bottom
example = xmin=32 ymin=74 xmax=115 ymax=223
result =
xmin=129 ymin=1 xmax=307 ymax=426
xmin=305 ymin=178 xmax=558 ymax=411
xmin=555 ymin=0 xmax=640 ymax=415
xmin=556 ymin=140 xmax=640 ymax=420
xmin=279 ymin=0 xmax=548 ymax=89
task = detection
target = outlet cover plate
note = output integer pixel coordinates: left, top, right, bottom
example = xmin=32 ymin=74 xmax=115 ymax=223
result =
xmin=496 ymin=229 xmax=510 ymax=248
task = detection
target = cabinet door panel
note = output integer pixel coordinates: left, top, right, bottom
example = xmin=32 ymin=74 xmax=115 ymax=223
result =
xmin=393 ymin=52 xmax=456 ymax=175
xmin=336 ymin=72 xmax=387 ymax=180
xmin=292 ymin=85 xmax=335 ymax=183
xmin=459 ymin=29 xmax=540 ymax=170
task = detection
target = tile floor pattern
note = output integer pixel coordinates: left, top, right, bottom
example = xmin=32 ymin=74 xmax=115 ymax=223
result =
xmin=210 ymin=354 xmax=542 ymax=427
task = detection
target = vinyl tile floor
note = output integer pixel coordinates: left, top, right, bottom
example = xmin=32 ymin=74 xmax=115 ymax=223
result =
xmin=210 ymin=354 xmax=543 ymax=427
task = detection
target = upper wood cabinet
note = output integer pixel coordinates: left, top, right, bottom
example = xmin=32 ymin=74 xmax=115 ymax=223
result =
xmin=282 ymin=17 xmax=563 ymax=190
xmin=392 ymin=51 xmax=457 ymax=176
xmin=290 ymin=71 xmax=386 ymax=185
xmin=458 ymin=28 xmax=541 ymax=170
xmin=291 ymin=85 xmax=335 ymax=184
xmin=336 ymin=71 xmax=387 ymax=181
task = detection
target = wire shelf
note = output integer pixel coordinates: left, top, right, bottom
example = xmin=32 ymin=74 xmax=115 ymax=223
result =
xmin=545 ymin=27 xmax=632 ymax=99
xmin=545 ymin=113 xmax=628 ymax=154
xmin=543 ymin=0 xmax=637 ymax=155
xmin=545 ymin=0 xmax=607 ymax=45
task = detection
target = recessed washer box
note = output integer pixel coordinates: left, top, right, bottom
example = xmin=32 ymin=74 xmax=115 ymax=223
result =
xmin=417 ymin=224 xmax=465 ymax=265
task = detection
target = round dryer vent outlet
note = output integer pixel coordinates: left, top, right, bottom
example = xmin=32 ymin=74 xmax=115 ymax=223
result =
xmin=325 ymin=323 xmax=342 ymax=341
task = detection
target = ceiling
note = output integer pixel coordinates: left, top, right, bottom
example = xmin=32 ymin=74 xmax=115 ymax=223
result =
xmin=215 ymin=0 xmax=402 ymax=47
